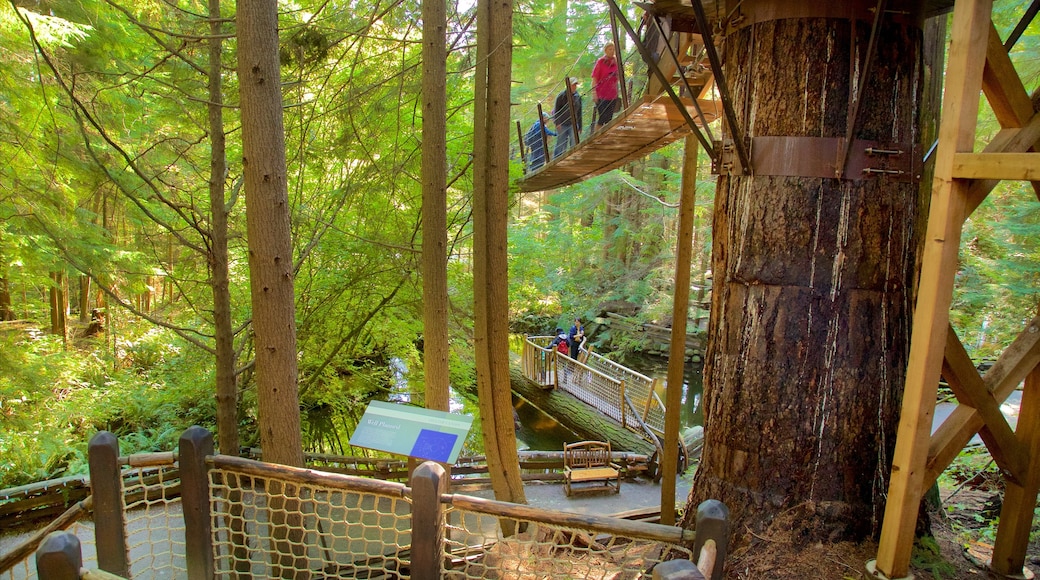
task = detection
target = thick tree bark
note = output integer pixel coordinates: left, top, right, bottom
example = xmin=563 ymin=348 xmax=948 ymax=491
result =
xmin=422 ymin=0 xmax=450 ymax=414
xmin=473 ymin=0 xmax=526 ymax=507
xmin=236 ymin=0 xmax=304 ymax=469
xmin=687 ymin=9 xmax=926 ymax=544
xmin=209 ymin=0 xmax=238 ymax=457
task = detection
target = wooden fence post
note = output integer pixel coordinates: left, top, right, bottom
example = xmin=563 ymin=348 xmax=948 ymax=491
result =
xmin=619 ymin=379 xmax=627 ymax=427
xmin=89 ymin=430 xmax=129 ymax=577
xmin=35 ymin=531 xmax=81 ymax=580
xmin=410 ymin=461 xmax=447 ymax=580
xmin=180 ymin=426 xmax=215 ymax=579
xmin=693 ymin=499 xmax=729 ymax=580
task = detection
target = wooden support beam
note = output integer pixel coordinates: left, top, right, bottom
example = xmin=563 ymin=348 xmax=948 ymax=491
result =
xmin=661 ymin=134 xmax=698 ymax=525
xmin=925 ymin=316 xmax=1040 ymax=486
xmin=982 ymin=23 xmax=1034 ymax=127
xmin=873 ymin=1 xmax=992 ymax=577
xmin=991 ymin=359 xmax=1040 ymax=576
xmin=953 ymin=152 xmax=1040 ymax=180
xmin=978 ymin=22 xmax=1040 ymax=200
xmin=940 ymin=325 xmax=1027 ymax=484
xmin=965 ymin=111 xmax=1040 ymax=214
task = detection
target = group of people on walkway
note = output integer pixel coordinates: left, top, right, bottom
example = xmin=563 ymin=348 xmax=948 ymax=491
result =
xmin=550 ymin=317 xmax=585 ymax=359
xmin=523 ymin=43 xmax=622 ymax=173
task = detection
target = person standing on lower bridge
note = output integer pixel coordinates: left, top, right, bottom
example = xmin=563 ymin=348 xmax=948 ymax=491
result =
xmin=568 ymin=317 xmax=585 ymax=359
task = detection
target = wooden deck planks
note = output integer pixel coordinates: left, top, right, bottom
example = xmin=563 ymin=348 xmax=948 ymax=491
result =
xmin=515 ymin=94 xmax=719 ymax=193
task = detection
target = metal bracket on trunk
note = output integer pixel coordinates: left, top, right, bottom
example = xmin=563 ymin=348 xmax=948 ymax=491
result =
xmin=714 ymin=136 xmax=922 ymax=182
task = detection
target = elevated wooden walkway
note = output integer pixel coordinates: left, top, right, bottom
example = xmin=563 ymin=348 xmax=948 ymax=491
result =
xmin=520 ymin=335 xmax=692 ymax=475
xmin=516 ymin=93 xmax=720 ymax=193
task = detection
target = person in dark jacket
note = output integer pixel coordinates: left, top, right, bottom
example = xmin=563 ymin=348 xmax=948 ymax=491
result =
xmin=523 ymin=113 xmax=556 ymax=172
xmin=568 ymin=317 xmax=585 ymax=359
xmin=553 ymin=77 xmax=583 ymax=158
xmin=550 ymin=328 xmax=568 ymax=353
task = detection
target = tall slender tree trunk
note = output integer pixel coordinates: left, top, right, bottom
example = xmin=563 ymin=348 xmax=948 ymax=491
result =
xmin=236 ymin=0 xmax=304 ymax=469
xmin=687 ymin=5 xmax=927 ymax=544
xmin=209 ymin=0 xmax=239 ymax=457
xmin=0 ymin=277 xmax=12 ymax=321
xmin=49 ymin=270 xmax=67 ymax=345
xmin=237 ymin=3 xmax=305 ymax=575
xmin=78 ymin=276 xmax=90 ymax=323
xmin=422 ymin=0 xmax=450 ymax=414
xmin=473 ymin=0 xmax=526 ymax=508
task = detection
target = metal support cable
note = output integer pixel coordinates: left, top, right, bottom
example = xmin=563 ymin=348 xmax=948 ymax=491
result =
xmin=606 ymin=0 xmax=714 ymax=155
xmin=610 ymin=9 xmax=630 ymax=109
xmin=689 ymin=0 xmax=750 ymax=174
xmin=649 ymin=13 xmax=716 ymax=145
xmin=837 ymin=0 xmax=886 ymax=179
xmin=1004 ymin=0 xmax=1040 ymax=52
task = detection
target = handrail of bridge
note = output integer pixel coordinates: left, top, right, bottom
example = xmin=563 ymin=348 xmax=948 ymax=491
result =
xmin=583 ymin=350 xmax=668 ymax=437
xmin=521 ymin=335 xmax=670 ymax=459
xmin=31 ymin=428 xmax=730 ymax=580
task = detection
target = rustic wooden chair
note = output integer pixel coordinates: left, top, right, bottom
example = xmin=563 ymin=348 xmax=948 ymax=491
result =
xmin=563 ymin=440 xmax=622 ymax=496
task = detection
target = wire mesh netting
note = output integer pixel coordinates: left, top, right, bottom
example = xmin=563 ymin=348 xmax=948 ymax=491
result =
xmin=208 ymin=466 xmax=413 ymax=578
xmin=443 ymin=502 xmax=693 ymax=579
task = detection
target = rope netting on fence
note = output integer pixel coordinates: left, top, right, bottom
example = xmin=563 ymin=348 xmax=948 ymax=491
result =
xmin=208 ymin=460 xmax=413 ymax=577
xmin=0 ymin=458 xmax=182 ymax=580
xmin=19 ymin=429 xmax=727 ymax=580
xmin=444 ymin=495 xmax=693 ymax=579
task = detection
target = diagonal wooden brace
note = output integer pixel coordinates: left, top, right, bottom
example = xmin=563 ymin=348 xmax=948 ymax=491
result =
xmin=940 ymin=325 xmax=1028 ymax=485
xmin=925 ymin=316 xmax=1040 ymax=487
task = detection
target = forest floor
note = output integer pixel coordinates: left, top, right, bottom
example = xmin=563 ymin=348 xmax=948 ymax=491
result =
xmin=729 ymin=484 xmax=1036 ymax=579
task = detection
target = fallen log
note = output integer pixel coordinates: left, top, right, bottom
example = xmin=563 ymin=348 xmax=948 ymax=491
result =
xmin=509 ymin=366 xmax=656 ymax=456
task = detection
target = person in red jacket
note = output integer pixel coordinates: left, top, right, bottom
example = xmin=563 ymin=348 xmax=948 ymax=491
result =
xmin=591 ymin=43 xmax=620 ymax=131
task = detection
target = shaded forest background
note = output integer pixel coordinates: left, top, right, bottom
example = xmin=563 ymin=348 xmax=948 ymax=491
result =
xmin=0 ymin=0 xmax=1037 ymax=492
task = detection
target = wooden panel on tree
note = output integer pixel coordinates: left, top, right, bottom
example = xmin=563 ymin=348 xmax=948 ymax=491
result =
xmin=683 ymin=10 xmax=927 ymax=546
xmin=515 ymin=93 xmax=720 ymax=193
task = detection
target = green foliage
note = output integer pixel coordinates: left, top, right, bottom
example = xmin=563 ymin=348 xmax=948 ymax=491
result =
xmin=0 ymin=317 xmax=228 ymax=488
xmin=910 ymin=536 xmax=958 ymax=580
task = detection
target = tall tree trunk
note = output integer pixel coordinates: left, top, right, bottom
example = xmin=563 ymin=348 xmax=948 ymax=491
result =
xmin=49 ymin=270 xmax=67 ymax=345
xmin=237 ymin=3 xmax=305 ymax=575
xmin=78 ymin=275 xmax=90 ymax=323
xmin=473 ymin=0 xmax=526 ymax=508
xmin=686 ymin=7 xmax=926 ymax=545
xmin=0 ymin=277 xmax=13 ymax=321
xmin=236 ymin=0 xmax=304 ymax=469
xmin=209 ymin=0 xmax=239 ymax=458
xmin=422 ymin=0 xmax=450 ymax=414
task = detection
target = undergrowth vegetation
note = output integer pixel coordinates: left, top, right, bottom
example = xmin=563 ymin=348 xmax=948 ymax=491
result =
xmin=0 ymin=321 xmax=217 ymax=488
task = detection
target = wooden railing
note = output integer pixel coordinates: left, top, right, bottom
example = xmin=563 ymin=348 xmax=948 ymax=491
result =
xmin=521 ymin=335 xmax=670 ymax=441
xmin=31 ymin=428 xmax=730 ymax=580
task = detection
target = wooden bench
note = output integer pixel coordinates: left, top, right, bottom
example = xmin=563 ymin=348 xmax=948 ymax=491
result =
xmin=563 ymin=441 xmax=622 ymax=496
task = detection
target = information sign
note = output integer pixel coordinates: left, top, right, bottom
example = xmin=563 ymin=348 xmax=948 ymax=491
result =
xmin=349 ymin=401 xmax=473 ymax=464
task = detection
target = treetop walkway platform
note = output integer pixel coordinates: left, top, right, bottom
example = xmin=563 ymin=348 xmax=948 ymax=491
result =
xmin=515 ymin=93 xmax=721 ymax=193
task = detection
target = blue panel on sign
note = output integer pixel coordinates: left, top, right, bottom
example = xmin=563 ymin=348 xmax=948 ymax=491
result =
xmin=410 ymin=429 xmax=458 ymax=463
